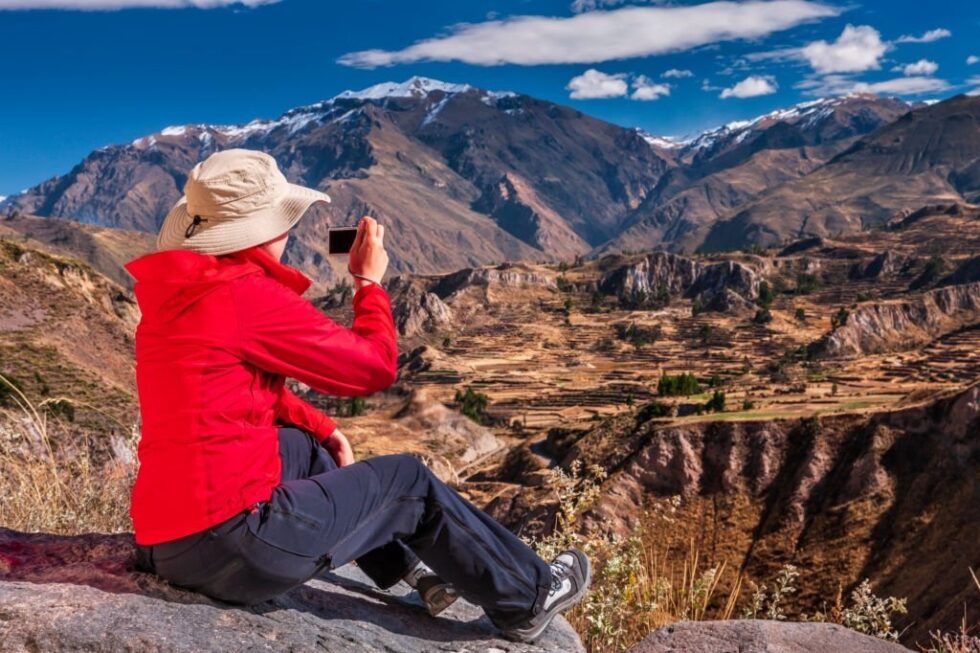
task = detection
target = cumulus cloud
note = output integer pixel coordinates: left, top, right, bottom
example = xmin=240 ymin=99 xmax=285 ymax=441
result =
xmin=566 ymin=69 xmax=629 ymax=98
xmin=896 ymin=59 xmax=938 ymax=76
xmin=799 ymin=24 xmax=888 ymax=74
xmin=720 ymin=75 xmax=778 ymax=99
xmin=662 ymin=68 xmax=694 ymax=78
xmin=895 ymin=28 xmax=951 ymax=44
xmin=338 ymin=1 xmax=840 ymax=68
xmin=631 ymin=75 xmax=671 ymax=100
xmin=0 ymin=0 xmax=274 ymax=7
xmin=797 ymin=74 xmax=950 ymax=97
xmin=968 ymin=55 xmax=979 ymax=65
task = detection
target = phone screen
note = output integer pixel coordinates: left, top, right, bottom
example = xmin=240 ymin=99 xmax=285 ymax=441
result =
xmin=328 ymin=227 xmax=358 ymax=255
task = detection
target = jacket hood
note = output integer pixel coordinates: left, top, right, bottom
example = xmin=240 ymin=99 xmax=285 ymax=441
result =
xmin=124 ymin=246 xmax=312 ymax=322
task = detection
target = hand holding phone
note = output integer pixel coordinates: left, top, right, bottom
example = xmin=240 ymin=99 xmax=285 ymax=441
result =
xmin=345 ymin=216 xmax=389 ymax=285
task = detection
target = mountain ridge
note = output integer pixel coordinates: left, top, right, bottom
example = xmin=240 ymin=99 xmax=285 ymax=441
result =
xmin=6 ymin=77 xmax=975 ymax=289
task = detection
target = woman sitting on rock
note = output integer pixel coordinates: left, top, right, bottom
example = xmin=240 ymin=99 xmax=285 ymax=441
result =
xmin=126 ymin=148 xmax=589 ymax=643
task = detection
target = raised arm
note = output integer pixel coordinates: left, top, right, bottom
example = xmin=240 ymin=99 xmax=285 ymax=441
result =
xmin=234 ymin=276 xmax=398 ymax=398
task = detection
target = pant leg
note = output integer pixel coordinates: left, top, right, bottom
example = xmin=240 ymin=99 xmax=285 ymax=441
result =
xmin=246 ymin=452 xmax=552 ymax=628
xmin=277 ymin=426 xmax=419 ymax=589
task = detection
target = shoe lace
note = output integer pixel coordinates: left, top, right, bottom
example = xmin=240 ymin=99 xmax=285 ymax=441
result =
xmin=548 ymin=558 xmax=571 ymax=594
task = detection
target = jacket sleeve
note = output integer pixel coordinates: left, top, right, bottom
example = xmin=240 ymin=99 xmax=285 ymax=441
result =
xmin=275 ymin=385 xmax=338 ymax=443
xmin=234 ymin=276 xmax=399 ymax=398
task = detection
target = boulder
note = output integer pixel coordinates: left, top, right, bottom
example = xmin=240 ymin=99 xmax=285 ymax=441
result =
xmin=0 ymin=528 xmax=582 ymax=653
xmin=629 ymin=620 xmax=911 ymax=653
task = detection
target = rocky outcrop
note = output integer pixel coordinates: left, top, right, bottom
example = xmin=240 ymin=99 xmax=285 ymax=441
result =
xmin=630 ymin=620 xmax=911 ymax=652
xmin=598 ymin=252 xmax=702 ymax=298
xmin=392 ymin=387 xmax=501 ymax=475
xmin=940 ymin=254 xmax=980 ymax=286
xmin=429 ymin=262 xmax=557 ymax=300
xmin=810 ymin=281 xmax=980 ymax=358
xmin=0 ymin=528 xmax=582 ymax=652
xmin=849 ymin=250 xmax=911 ymax=280
xmin=387 ymin=275 xmax=454 ymax=337
xmin=598 ymin=252 xmax=764 ymax=312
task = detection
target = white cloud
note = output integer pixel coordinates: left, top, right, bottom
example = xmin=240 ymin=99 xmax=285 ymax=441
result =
xmin=662 ymin=68 xmax=694 ymax=78
xmin=897 ymin=59 xmax=938 ymax=76
xmin=566 ymin=69 xmax=629 ymax=98
xmin=338 ymin=1 xmax=840 ymax=68
xmin=800 ymin=24 xmax=888 ymax=74
xmin=720 ymin=75 xmax=778 ymax=99
xmin=895 ymin=28 xmax=951 ymax=44
xmin=797 ymin=74 xmax=950 ymax=97
xmin=0 ymin=0 xmax=274 ymax=8
xmin=631 ymin=75 xmax=671 ymax=100
xmin=968 ymin=55 xmax=980 ymax=65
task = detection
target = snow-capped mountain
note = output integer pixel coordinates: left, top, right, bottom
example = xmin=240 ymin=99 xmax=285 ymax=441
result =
xmin=10 ymin=76 xmax=964 ymax=275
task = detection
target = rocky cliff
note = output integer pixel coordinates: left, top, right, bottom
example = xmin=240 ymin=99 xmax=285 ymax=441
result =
xmin=483 ymin=384 xmax=980 ymax=645
xmin=811 ymin=281 xmax=980 ymax=358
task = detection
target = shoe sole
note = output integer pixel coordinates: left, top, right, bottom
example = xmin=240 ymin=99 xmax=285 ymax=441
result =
xmin=504 ymin=549 xmax=592 ymax=644
xmin=423 ymin=586 xmax=459 ymax=617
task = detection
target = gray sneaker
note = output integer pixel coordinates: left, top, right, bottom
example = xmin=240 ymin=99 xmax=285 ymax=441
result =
xmin=503 ymin=548 xmax=591 ymax=643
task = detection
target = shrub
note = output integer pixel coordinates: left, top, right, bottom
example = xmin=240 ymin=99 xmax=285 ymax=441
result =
xmin=795 ymin=272 xmax=820 ymax=295
xmin=704 ymin=390 xmax=726 ymax=413
xmin=453 ymin=386 xmax=490 ymax=425
xmin=635 ymin=400 xmax=670 ymax=424
xmin=794 ymin=307 xmax=806 ymax=323
xmin=810 ymin=580 xmax=907 ymax=642
xmin=757 ymin=281 xmax=774 ymax=309
xmin=658 ymin=372 xmax=702 ymax=397
xmin=831 ymin=307 xmax=849 ymax=330
xmin=753 ymin=308 xmax=773 ymax=324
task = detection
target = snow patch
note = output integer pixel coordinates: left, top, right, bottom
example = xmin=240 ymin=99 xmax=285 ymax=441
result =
xmin=334 ymin=76 xmax=472 ymax=101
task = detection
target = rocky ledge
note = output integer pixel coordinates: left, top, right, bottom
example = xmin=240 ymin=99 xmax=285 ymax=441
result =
xmin=0 ymin=529 xmax=582 ymax=652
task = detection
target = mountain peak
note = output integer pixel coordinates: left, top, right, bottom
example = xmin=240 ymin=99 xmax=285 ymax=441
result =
xmin=333 ymin=76 xmax=475 ymax=101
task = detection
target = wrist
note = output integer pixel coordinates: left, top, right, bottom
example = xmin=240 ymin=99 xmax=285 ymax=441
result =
xmin=353 ymin=276 xmax=381 ymax=291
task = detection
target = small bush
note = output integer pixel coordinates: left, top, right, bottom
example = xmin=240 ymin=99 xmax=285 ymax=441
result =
xmin=658 ymin=372 xmax=702 ymax=397
xmin=453 ymin=386 xmax=490 ymax=425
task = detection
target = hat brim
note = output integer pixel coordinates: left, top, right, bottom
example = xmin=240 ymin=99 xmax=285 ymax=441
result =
xmin=156 ymin=182 xmax=331 ymax=255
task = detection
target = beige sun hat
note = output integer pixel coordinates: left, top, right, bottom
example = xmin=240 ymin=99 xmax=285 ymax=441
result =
xmin=156 ymin=148 xmax=331 ymax=255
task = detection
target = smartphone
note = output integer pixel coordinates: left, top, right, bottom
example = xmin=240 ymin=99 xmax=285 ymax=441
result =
xmin=327 ymin=226 xmax=358 ymax=255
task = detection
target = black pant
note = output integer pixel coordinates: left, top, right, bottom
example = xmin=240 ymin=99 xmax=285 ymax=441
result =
xmin=135 ymin=427 xmax=552 ymax=629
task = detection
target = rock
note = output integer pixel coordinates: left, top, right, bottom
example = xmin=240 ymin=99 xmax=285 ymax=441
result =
xmin=430 ymin=263 xmax=557 ymax=301
xmin=629 ymin=620 xmax=912 ymax=652
xmin=940 ymin=254 xmax=980 ymax=286
xmin=810 ymin=281 xmax=980 ymax=358
xmin=392 ymin=387 xmax=501 ymax=466
xmin=687 ymin=259 xmax=762 ymax=307
xmin=0 ymin=528 xmax=582 ymax=653
xmin=849 ymin=250 xmax=910 ymax=280
xmin=388 ymin=276 xmax=455 ymax=337
xmin=598 ymin=252 xmax=702 ymax=300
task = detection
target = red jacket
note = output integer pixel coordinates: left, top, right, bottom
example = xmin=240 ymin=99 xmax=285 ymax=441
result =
xmin=124 ymin=244 xmax=398 ymax=545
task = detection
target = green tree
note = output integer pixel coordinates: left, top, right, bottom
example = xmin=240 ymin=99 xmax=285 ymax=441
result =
xmin=757 ymin=281 xmax=774 ymax=308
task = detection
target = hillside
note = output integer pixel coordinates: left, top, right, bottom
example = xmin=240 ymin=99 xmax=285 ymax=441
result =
xmin=701 ymin=95 xmax=980 ymax=251
xmin=0 ymin=234 xmax=139 ymax=433
xmin=9 ymin=78 xmax=969 ymax=290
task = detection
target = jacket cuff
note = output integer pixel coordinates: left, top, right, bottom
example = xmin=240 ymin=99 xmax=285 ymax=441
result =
xmin=314 ymin=416 xmax=338 ymax=443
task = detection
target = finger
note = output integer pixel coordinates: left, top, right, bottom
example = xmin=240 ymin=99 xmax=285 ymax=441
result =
xmin=376 ymin=224 xmax=385 ymax=244
xmin=366 ymin=217 xmax=378 ymax=241
xmin=351 ymin=218 xmax=367 ymax=252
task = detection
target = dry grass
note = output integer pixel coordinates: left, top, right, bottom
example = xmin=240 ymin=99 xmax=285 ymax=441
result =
xmin=526 ymin=460 xmax=921 ymax=653
xmin=0 ymin=372 xmax=137 ymax=534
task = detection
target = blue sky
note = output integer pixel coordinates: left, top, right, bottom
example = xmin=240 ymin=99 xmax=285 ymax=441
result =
xmin=1 ymin=0 xmax=978 ymax=196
